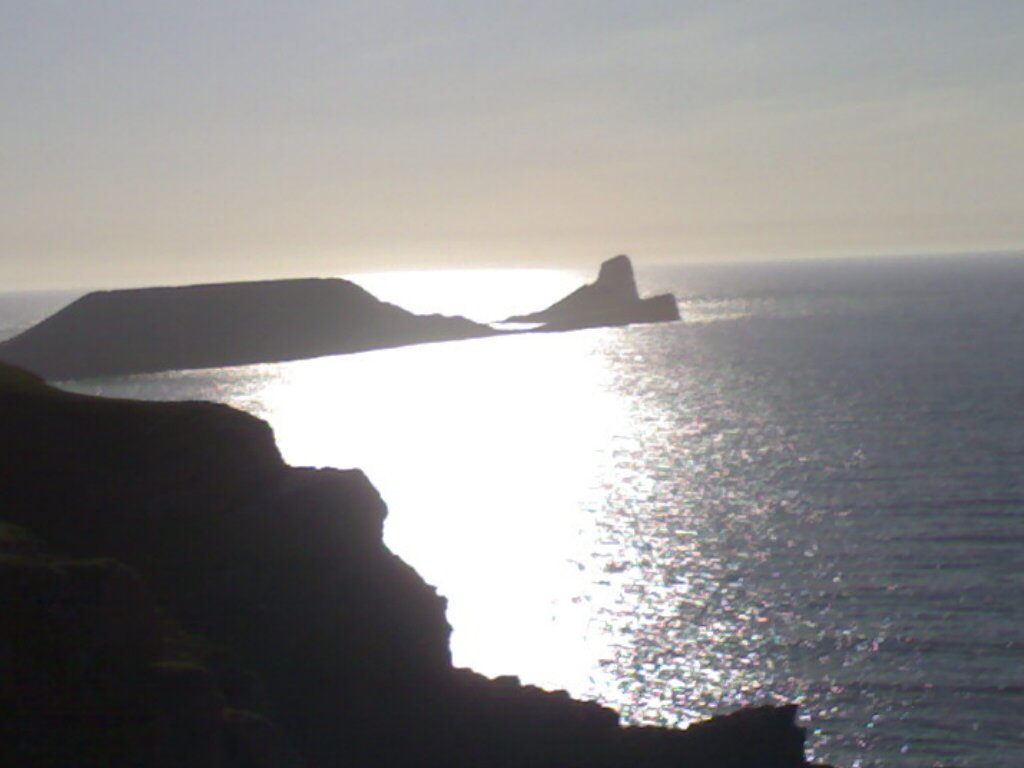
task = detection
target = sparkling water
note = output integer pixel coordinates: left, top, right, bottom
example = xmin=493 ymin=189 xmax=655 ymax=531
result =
xmin=5 ymin=254 xmax=1023 ymax=767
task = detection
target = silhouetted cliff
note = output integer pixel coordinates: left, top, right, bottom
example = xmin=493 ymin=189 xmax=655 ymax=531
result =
xmin=505 ymin=255 xmax=680 ymax=329
xmin=0 ymin=278 xmax=495 ymax=380
xmin=0 ymin=362 xmax=815 ymax=767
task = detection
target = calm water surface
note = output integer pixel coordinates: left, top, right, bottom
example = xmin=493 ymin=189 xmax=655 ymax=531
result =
xmin=6 ymin=256 xmax=1024 ymax=768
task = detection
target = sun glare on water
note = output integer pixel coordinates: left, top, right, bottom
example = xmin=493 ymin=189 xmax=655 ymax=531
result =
xmin=60 ymin=268 xmax=736 ymax=719
xmin=346 ymin=268 xmax=586 ymax=323
xmin=259 ymin=322 xmax=632 ymax=693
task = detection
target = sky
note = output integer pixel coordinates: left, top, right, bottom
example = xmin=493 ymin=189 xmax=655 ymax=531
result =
xmin=2 ymin=1 xmax=1023 ymax=289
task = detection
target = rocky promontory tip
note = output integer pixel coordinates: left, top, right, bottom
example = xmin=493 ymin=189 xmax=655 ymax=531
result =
xmin=0 ymin=360 xmax=816 ymax=767
xmin=504 ymin=254 xmax=681 ymax=329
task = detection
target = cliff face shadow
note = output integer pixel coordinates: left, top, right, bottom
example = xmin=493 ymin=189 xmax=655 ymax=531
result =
xmin=0 ymin=361 xmax=813 ymax=767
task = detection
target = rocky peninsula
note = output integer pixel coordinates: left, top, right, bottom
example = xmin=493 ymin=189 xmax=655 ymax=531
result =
xmin=0 ymin=360 xmax=817 ymax=767
xmin=0 ymin=256 xmax=680 ymax=380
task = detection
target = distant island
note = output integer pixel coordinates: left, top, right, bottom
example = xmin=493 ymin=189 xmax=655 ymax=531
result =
xmin=0 ymin=255 xmax=679 ymax=380
xmin=504 ymin=254 xmax=680 ymax=329
xmin=0 ymin=359 xmax=815 ymax=767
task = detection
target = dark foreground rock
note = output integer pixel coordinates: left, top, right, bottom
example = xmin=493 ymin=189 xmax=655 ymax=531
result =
xmin=505 ymin=254 xmax=680 ymax=329
xmin=0 ymin=277 xmax=495 ymax=380
xmin=0 ymin=528 xmax=303 ymax=768
xmin=0 ymin=362 xmax=813 ymax=768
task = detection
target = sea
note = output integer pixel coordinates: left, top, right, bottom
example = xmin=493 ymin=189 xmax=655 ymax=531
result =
xmin=3 ymin=254 xmax=1023 ymax=768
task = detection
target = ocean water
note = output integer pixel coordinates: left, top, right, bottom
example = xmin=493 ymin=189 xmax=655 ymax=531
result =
xmin=4 ymin=255 xmax=1023 ymax=768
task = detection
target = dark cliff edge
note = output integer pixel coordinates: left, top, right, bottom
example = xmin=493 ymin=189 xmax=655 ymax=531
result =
xmin=504 ymin=254 xmax=680 ymax=329
xmin=0 ymin=277 xmax=496 ymax=380
xmin=0 ymin=361 xmax=820 ymax=768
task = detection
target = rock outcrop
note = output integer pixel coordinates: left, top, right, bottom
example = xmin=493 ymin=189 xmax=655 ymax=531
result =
xmin=504 ymin=254 xmax=680 ymax=329
xmin=0 ymin=278 xmax=495 ymax=380
xmin=0 ymin=361 xmax=813 ymax=767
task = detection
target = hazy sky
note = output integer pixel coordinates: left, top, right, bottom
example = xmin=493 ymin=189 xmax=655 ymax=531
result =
xmin=3 ymin=1 xmax=1023 ymax=288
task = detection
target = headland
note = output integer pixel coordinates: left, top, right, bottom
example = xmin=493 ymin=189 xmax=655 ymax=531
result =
xmin=0 ymin=360 xmax=816 ymax=767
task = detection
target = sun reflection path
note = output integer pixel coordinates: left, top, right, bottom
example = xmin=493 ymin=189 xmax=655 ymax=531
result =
xmin=240 ymin=301 xmax=789 ymax=725
xmin=59 ymin=267 xmax=799 ymax=734
xmin=259 ymin=328 xmax=635 ymax=696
